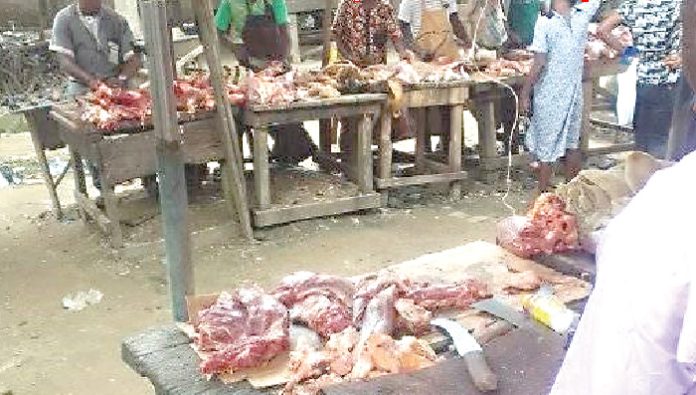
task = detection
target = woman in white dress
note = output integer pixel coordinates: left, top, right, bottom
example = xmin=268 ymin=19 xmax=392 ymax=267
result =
xmin=520 ymin=0 xmax=601 ymax=193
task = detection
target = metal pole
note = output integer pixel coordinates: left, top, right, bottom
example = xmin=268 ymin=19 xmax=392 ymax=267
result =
xmin=140 ymin=0 xmax=194 ymax=322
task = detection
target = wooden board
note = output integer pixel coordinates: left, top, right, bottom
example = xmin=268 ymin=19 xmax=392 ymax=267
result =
xmin=325 ymin=327 xmax=566 ymax=395
xmin=376 ymin=241 xmax=591 ymax=343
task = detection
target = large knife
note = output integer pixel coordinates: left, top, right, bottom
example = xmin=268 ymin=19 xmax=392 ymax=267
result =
xmin=431 ymin=318 xmax=498 ymax=392
xmin=472 ymin=297 xmax=551 ymax=334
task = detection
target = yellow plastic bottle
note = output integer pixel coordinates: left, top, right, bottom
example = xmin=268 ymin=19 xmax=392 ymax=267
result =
xmin=522 ymin=289 xmax=577 ymax=334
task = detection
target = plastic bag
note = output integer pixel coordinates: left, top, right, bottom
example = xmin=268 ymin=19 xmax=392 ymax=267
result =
xmin=616 ymin=59 xmax=637 ymax=126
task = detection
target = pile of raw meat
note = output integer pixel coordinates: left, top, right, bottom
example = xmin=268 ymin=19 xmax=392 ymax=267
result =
xmin=497 ymin=193 xmax=580 ymax=258
xmin=79 ymin=73 xmax=246 ymax=130
xmin=79 ymin=63 xmax=341 ymax=130
xmin=585 ymin=25 xmax=633 ymax=61
xmin=189 ymin=271 xmax=492 ymax=394
xmin=484 ymin=58 xmax=533 ymax=77
xmin=324 ymin=58 xmax=471 ymax=91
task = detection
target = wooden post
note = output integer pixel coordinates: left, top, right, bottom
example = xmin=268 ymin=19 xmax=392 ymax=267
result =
xmin=253 ymin=127 xmax=271 ymax=209
xmin=378 ymin=107 xmax=393 ymax=184
xmin=140 ymin=0 xmax=194 ymax=322
xmin=319 ymin=0 xmax=335 ymax=161
xmin=193 ymin=0 xmax=255 ymax=240
xmin=580 ymin=80 xmax=594 ymax=154
xmin=287 ymin=14 xmax=301 ymax=64
xmin=25 ymin=110 xmax=63 ymax=219
xmin=415 ymin=108 xmax=427 ymax=173
xmin=356 ymin=114 xmax=374 ymax=193
xmin=449 ymin=105 xmax=463 ymax=200
xmin=477 ymin=100 xmax=497 ymax=184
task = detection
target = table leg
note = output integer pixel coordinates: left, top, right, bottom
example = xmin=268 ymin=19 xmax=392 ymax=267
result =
xmin=26 ymin=113 xmax=63 ymax=219
xmin=580 ymin=80 xmax=594 ymax=154
xmin=356 ymin=114 xmax=374 ymax=193
xmin=287 ymin=14 xmax=301 ymax=64
xmin=70 ymin=148 xmax=87 ymax=221
xmin=319 ymin=119 xmax=332 ymax=153
xmin=415 ymin=108 xmax=427 ymax=174
xmin=378 ymin=109 xmax=393 ymax=198
xmin=102 ymin=182 xmax=124 ymax=248
xmin=477 ymin=100 xmax=497 ymax=184
xmin=253 ymin=127 xmax=271 ymax=209
xmin=449 ymin=105 xmax=464 ymax=200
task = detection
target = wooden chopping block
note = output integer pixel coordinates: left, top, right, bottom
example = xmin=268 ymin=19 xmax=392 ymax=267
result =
xmin=324 ymin=327 xmax=566 ymax=395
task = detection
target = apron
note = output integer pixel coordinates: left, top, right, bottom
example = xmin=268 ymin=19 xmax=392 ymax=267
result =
xmin=241 ymin=0 xmax=287 ymax=65
xmin=414 ymin=0 xmax=461 ymax=60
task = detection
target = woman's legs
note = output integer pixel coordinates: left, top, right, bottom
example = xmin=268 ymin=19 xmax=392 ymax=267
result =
xmin=537 ymin=162 xmax=553 ymax=193
xmin=564 ymin=149 xmax=582 ymax=181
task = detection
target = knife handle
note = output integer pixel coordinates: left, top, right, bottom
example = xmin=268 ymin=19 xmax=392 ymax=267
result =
xmin=463 ymin=350 xmax=498 ymax=392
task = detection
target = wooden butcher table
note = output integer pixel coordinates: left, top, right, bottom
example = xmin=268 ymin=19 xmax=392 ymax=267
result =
xmin=122 ymin=241 xmax=593 ymax=395
xmin=376 ymin=81 xmax=470 ymax=200
xmin=50 ymin=106 xmax=226 ymax=248
xmin=244 ymin=94 xmax=387 ymax=227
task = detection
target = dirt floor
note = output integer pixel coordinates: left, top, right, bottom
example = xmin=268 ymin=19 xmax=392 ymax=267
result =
xmin=0 ymin=114 xmax=627 ymax=394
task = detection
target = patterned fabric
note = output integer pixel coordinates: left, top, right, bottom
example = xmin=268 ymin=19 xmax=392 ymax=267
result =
xmin=525 ymin=0 xmax=601 ymax=163
xmin=332 ymin=0 xmax=402 ymax=66
xmin=619 ymin=0 xmax=682 ymax=85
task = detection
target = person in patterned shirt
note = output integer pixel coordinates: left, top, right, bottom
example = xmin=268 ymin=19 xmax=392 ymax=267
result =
xmin=332 ymin=0 xmax=414 ymax=67
xmin=598 ymin=0 xmax=682 ymax=159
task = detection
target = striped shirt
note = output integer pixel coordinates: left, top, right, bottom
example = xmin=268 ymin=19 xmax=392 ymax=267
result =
xmin=398 ymin=0 xmax=458 ymax=37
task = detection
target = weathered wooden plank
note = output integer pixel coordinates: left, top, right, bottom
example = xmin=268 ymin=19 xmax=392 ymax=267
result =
xmin=414 ymin=108 xmax=427 ymax=173
xmin=589 ymin=117 xmax=633 ymax=133
xmin=25 ymin=110 xmax=63 ymax=219
xmin=195 ymin=0 xmax=255 ymax=241
xmin=355 ymin=115 xmax=374 ymax=193
xmin=99 ymin=119 xmax=224 ymax=184
xmin=476 ymin=100 xmax=497 ymax=183
xmin=325 ymin=328 xmax=565 ymax=395
xmin=584 ymin=143 xmax=636 ymax=156
xmin=244 ymin=102 xmax=382 ymax=128
xmin=377 ymin=110 xmax=393 ymax=187
xmin=580 ymin=80 xmax=593 ymax=153
xmin=375 ymin=172 xmax=468 ymax=189
xmin=253 ymin=128 xmax=272 ymax=210
xmin=287 ymin=14 xmax=301 ymax=64
xmin=252 ymin=193 xmax=382 ymax=227
xmin=286 ymin=0 xmax=338 ymax=13
xmin=101 ymin=182 xmax=124 ymax=248
xmin=74 ymin=191 xmax=111 ymax=234
xmin=402 ymin=86 xmax=469 ymax=108
xmin=449 ymin=104 xmax=463 ymax=200
xmin=477 ymin=152 xmax=533 ymax=171
xmin=141 ymin=0 xmax=195 ymax=320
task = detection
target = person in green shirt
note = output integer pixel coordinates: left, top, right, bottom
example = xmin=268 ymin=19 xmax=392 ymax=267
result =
xmin=505 ymin=0 xmax=545 ymax=48
xmin=215 ymin=0 xmax=291 ymax=70
xmin=215 ymin=0 xmax=316 ymax=165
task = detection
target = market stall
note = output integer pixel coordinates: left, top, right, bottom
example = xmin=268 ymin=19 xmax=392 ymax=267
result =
xmin=49 ymin=91 xmax=388 ymax=244
xmin=122 ymin=241 xmax=591 ymax=395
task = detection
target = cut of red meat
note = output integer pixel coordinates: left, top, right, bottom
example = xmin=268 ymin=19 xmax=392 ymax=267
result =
xmin=497 ymin=193 xmax=580 ymax=258
xmin=194 ymin=288 xmax=290 ymax=375
xmin=404 ymin=279 xmax=491 ymax=310
xmin=272 ymin=272 xmax=355 ymax=338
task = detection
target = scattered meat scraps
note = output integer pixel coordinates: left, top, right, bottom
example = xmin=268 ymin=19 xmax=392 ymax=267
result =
xmin=272 ymin=272 xmax=355 ymax=337
xmin=193 ymin=288 xmax=290 ymax=375
xmin=393 ymin=298 xmax=432 ymax=336
xmin=485 ymin=58 xmax=532 ymax=77
xmin=352 ymin=333 xmax=439 ymax=379
xmin=497 ymin=193 xmax=580 ymax=258
xmin=283 ymin=328 xmax=359 ymax=394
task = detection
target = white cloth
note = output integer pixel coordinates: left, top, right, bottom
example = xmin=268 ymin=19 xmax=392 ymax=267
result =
xmin=616 ymin=59 xmax=638 ymax=126
xmin=398 ymin=0 xmax=458 ymax=36
xmin=550 ymin=151 xmax=696 ymax=395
